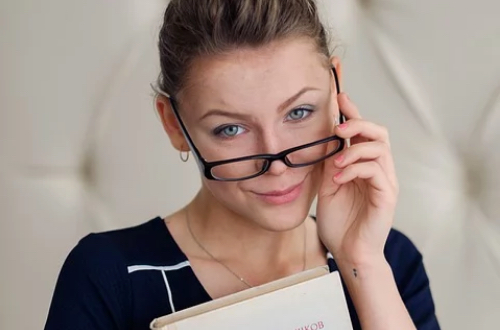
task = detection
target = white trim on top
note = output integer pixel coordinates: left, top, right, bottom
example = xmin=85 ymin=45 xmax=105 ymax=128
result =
xmin=127 ymin=261 xmax=191 ymax=273
xmin=161 ymin=270 xmax=176 ymax=313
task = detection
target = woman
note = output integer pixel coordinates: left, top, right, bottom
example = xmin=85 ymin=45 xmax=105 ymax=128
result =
xmin=44 ymin=0 xmax=440 ymax=329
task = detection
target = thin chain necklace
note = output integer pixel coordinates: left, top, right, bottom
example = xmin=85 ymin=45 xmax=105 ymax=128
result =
xmin=185 ymin=208 xmax=307 ymax=288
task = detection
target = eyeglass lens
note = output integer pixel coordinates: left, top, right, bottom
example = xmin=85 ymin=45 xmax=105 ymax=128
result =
xmin=210 ymin=138 xmax=342 ymax=180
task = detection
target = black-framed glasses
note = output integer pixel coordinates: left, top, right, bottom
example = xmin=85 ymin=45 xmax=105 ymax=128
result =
xmin=152 ymin=67 xmax=346 ymax=181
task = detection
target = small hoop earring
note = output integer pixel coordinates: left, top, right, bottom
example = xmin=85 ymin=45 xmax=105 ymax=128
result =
xmin=180 ymin=151 xmax=190 ymax=162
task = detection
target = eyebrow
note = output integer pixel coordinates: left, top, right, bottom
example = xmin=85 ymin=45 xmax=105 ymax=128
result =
xmin=278 ymin=87 xmax=320 ymax=112
xmin=199 ymin=87 xmax=320 ymax=121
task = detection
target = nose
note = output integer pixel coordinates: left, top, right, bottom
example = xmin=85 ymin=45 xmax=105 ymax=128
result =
xmin=259 ymin=130 xmax=288 ymax=176
xmin=266 ymin=158 xmax=288 ymax=176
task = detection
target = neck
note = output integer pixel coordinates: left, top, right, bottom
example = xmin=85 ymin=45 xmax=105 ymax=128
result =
xmin=185 ymin=188 xmax=307 ymax=276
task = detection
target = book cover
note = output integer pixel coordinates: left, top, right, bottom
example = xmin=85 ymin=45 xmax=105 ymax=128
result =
xmin=151 ymin=266 xmax=353 ymax=330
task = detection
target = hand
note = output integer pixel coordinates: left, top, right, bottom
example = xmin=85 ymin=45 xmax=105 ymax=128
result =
xmin=316 ymin=92 xmax=399 ymax=266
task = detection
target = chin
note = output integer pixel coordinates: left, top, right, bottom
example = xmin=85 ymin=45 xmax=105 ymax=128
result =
xmin=263 ymin=210 xmax=310 ymax=232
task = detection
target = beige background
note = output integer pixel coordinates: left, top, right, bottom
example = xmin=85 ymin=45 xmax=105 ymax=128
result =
xmin=1 ymin=0 xmax=499 ymax=329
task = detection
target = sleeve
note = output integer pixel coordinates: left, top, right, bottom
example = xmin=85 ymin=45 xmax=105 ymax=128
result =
xmin=44 ymin=234 xmax=133 ymax=330
xmin=385 ymin=229 xmax=441 ymax=330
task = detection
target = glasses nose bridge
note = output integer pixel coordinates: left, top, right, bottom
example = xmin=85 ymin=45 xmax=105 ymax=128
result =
xmin=265 ymin=148 xmax=294 ymax=169
xmin=260 ymin=151 xmax=290 ymax=177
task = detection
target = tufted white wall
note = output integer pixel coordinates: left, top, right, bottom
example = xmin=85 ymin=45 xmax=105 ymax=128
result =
xmin=1 ymin=0 xmax=499 ymax=329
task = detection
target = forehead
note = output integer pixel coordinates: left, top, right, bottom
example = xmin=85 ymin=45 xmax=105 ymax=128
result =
xmin=180 ymin=38 xmax=330 ymax=111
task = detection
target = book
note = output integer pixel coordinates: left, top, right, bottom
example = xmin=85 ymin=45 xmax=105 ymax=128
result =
xmin=150 ymin=266 xmax=353 ymax=330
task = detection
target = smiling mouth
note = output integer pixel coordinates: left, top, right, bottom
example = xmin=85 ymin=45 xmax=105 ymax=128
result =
xmin=252 ymin=174 xmax=309 ymax=205
xmin=257 ymin=181 xmax=303 ymax=196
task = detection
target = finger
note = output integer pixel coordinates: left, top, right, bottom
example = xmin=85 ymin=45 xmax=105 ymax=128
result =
xmin=333 ymin=141 xmax=398 ymax=190
xmin=333 ymin=118 xmax=397 ymax=191
xmin=334 ymin=118 xmax=390 ymax=145
xmin=337 ymin=92 xmax=362 ymax=120
xmin=333 ymin=141 xmax=387 ymax=168
xmin=320 ymin=144 xmax=343 ymax=196
xmin=333 ymin=161 xmax=391 ymax=194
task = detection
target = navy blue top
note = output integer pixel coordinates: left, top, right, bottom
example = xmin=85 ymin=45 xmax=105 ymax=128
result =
xmin=44 ymin=217 xmax=440 ymax=329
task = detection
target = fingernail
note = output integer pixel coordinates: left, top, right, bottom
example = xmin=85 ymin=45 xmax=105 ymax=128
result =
xmin=338 ymin=123 xmax=348 ymax=130
xmin=344 ymin=93 xmax=350 ymax=101
xmin=334 ymin=172 xmax=343 ymax=180
xmin=335 ymin=154 xmax=344 ymax=163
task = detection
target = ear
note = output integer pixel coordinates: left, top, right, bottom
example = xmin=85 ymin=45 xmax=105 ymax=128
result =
xmin=329 ymin=56 xmax=343 ymax=93
xmin=155 ymin=96 xmax=190 ymax=152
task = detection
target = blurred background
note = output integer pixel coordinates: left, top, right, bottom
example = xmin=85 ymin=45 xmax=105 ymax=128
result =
xmin=1 ymin=0 xmax=499 ymax=329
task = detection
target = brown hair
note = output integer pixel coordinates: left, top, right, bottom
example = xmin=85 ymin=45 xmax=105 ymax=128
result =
xmin=158 ymin=0 xmax=331 ymax=99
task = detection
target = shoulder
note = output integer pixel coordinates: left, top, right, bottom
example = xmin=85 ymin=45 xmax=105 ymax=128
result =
xmin=45 ymin=217 xmax=177 ymax=329
xmin=56 ymin=217 xmax=168 ymax=288
xmin=58 ymin=230 xmax=130 ymax=286
xmin=45 ymin=220 xmax=164 ymax=330
xmin=72 ymin=217 xmax=187 ymax=269
xmin=384 ymin=227 xmax=422 ymax=264
xmin=384 ymin=229 xmax=440 ymax=328
xmin=383 ymin=228 xmax=425 ymax=288
xmin=384 ymin=228 xmax=431 ymax=295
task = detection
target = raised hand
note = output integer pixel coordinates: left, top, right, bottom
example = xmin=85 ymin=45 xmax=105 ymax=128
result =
xmin=316 ymin=92 xmax=399 ymax=267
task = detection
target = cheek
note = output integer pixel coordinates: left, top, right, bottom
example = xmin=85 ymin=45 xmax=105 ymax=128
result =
xmin=203 ymin=179 xmax=244 ymax=205
xmin=202 ymin=180 xmax=263 ymax=218
xmin=309 ymin=163 xmax=325 ymax=189
xmin=305 ymin=111 xmax=335 ymax=142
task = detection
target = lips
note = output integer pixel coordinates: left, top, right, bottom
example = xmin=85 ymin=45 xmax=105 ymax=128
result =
xmin=253 ymin=178 xmax=306 ymax=205
xmin=258 ymin=182 xmax=303 ymax=196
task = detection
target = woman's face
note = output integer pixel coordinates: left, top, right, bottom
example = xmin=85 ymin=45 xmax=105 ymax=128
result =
xmin=164 ymin=38 xmax=340 ymax=231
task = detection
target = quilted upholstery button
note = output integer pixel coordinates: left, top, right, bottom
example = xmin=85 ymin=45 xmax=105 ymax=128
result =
xmin=464 ymin=163 xmax=484 ymax=200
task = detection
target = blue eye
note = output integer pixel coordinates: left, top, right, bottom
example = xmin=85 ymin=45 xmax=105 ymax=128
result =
xmin=286 ymin=107 xmax=313 ymax=121
xmin=214 ymin=125 xmax=245 ymax=138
